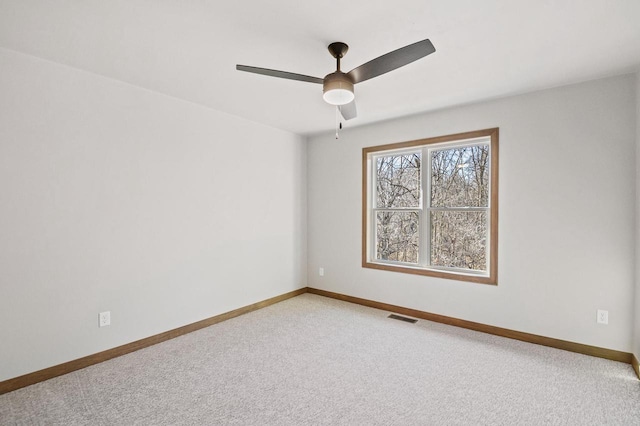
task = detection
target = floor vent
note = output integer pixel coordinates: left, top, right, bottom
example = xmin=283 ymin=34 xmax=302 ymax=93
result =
xmin=388 ymin=314 xmax=418 ymax=324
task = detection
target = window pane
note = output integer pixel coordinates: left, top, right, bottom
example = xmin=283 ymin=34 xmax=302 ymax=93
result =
xmin=376 ymin=153 xmax=421 ymax=208
xmin=376 ymin=211 xmax=419 ymax=263
xmin=431 ymin=145 xmax=489 ymax=208
xmin=430 ymin=211 xmax=487 ymax=271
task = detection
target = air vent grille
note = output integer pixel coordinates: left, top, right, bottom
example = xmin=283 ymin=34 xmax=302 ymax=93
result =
xmin=388 ymin=314 xmax=418 ymax=324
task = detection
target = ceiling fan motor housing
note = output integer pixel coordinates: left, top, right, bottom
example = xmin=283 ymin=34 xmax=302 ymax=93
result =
xmin=323 ymin=71 xmax=355 ymax=105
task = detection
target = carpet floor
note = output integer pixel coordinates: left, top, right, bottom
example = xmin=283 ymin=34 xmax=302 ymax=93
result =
xmin=1 ymin=293 xmax=639 ymax=425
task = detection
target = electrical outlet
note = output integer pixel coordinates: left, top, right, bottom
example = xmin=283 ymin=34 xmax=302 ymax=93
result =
xmin=597 ymin=309 xmax=608 ymax=325
xmin=99 ymin=311 xmax=111 ymax=327
xmin=319 ymin=267 xmax=324 ymax=277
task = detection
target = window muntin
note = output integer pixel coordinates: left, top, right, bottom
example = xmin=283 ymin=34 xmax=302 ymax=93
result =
xmin=363 ymin=129 xmax=498 ymax=285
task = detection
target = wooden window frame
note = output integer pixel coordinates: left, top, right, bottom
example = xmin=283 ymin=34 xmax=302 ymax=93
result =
xmin=362 ymin=128 xmax=499 ymax=285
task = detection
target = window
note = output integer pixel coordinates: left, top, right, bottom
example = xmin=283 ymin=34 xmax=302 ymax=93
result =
xmin=362 ymin=128 xmax=498 ymax=284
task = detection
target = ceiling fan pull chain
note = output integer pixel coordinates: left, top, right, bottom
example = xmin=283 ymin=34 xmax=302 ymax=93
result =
xmin=335 ymin=106 xmax=340 ymax=139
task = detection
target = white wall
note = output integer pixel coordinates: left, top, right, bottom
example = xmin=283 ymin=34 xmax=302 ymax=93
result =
xmin=0 ymin=48 xmax=307 ymax=381
xmin=308 ymin=74 xmax=636 ymax=352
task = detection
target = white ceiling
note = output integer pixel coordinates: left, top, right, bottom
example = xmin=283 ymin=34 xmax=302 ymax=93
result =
xmin=1 ymin=1 xmax=639 ymax=135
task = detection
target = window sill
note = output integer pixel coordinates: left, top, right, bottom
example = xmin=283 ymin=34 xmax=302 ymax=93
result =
xmin=362 ymin=260 xmax=497 ymax=285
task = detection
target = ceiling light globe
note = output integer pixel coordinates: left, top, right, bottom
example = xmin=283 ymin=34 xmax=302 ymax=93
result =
xmin=323 ymin=72 xmax=355 ymax=106
xmin=323 ymin=89 xmax=355 ymax=105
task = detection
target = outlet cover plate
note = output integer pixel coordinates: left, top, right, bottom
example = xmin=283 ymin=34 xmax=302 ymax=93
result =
xmin=597 ymin=309 xmax=608 ymax=325
xmin=99 ymin=311 xmax=111 ymax=327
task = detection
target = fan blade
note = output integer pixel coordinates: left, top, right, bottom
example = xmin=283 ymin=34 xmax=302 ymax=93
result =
xmin=338 ymin=101 xmax=357 ymax=121
xmin=236 ymin=65 xmax=324 ymax=84
xmin=347 ymin=39 xmax=435 ymax=84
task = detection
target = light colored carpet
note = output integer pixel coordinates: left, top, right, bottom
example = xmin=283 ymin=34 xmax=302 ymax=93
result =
xmin=1 ymin=293 xmax=639 ymax=425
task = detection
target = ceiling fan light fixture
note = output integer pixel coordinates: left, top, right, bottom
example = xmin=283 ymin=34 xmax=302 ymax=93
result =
xmin=237 ymin=38 xmax=436 ymax=121
xmin=323 ymin=87 xmax=354 ymax=105
xmin=323 ymin=72 xmax=355 ymax=105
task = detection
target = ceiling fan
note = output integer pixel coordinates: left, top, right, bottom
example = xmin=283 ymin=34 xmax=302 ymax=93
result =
xmin=236 ymin=39 xmax=436 ymax=121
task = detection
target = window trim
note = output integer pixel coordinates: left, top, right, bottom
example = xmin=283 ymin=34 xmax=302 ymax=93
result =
xmin=362 ymin=128 xmax=499 ymax=285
